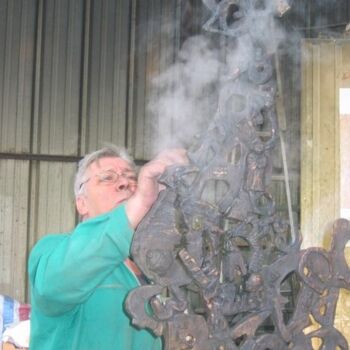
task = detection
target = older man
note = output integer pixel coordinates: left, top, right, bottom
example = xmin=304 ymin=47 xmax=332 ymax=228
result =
xmin=28 ymin=145 xmax=187 ymax=350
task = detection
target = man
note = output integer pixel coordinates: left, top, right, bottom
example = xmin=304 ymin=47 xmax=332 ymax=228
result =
xmin=28 ymin=145 xmax=187 ymax=350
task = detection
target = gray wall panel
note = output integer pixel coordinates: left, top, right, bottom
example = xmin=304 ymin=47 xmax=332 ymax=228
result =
xmin=131 ymin=0 xmax=181 ymax=160
xmin=0 ymin=160 xmax=30 ymax=302
xmin=287 ymin=0 xmax=350 ymax=37
xmin=133 ymin=0 xmax=159 ymax=160
xmin=83 ymin=0 xmax=130 ymax=153
xmin=29 ymin=161 xmax=76 ymax=244
xmin=33 ymin=0 xmax=84 ymax=156
xmin=0 ymin=0 xmax=36 ymax=153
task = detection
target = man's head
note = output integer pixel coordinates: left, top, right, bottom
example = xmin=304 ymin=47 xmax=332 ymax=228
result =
xmin=74 ymin=145 xmax=137 ymax=221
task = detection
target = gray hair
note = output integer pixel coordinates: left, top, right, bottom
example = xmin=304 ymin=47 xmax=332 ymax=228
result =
xmin=74 ymin=145 xmax=135 ymax=197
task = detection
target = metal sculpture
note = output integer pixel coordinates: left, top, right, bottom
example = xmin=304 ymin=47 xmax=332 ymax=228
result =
xmin=126 ymin=1 xmax=350 ymax=349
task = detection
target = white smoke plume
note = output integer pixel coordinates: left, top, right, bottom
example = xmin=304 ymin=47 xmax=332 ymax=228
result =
xmin=148 ymin=35 xmax=221 ymax=154
xmin=147 ymin=0 xmax=297 ymax=155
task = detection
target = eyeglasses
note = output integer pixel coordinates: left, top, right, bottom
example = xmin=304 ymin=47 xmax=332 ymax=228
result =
xmin=79 ymin=169 xmax=137 ymax=191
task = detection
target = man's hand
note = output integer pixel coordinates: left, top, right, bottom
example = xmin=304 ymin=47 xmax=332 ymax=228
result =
xmin=126 ymin=149 xmax=188 ymax=228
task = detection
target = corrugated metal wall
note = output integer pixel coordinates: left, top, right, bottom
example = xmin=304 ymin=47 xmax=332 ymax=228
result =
xmin=0 ymin=0 xmax=35 ymax=154
xmin=300 ymin=38 xmax=350 ymax=347
xmin=0 ymin=160 xmax=29 ymax=300
xmin=0 ymin=0 xmax=182 ymax=302
xmin=1 ymin=0 xmax=37 ymax=301
xmin=130 ymin=0 xmax=182 ymax=159
xmin=0 ymin=0 xmax=350 ymax=303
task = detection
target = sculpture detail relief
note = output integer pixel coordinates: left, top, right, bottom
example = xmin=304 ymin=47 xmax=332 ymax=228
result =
xmin=126 ymin=1 xmax=350 ymax=349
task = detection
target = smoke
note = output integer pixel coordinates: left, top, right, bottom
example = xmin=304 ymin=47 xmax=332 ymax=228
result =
xmin=147 ymin=0 xmax=299 ymax=155
xmin=148 ymin=35 xmax=221 ymax=153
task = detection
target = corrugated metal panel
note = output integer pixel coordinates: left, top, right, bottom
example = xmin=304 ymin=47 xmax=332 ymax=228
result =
xmin=82 ymin=0 xmax=131 ymax=153
xmin=32 ymin=0 xmax=84 ymax=156
xmin=300 ymin=39 xmax=346 ymax=246
xmin=131 ymin=0 xmax=181 ymax=160
xmin=300 ymin=39 xmax=350 ymax=350
xmin=278 ymin=47 xmax=302 ymax=172
xmin=136 ymin=0 xmax=164 ymax=159
xmin=0 ymin=159 xmax=30 ymax=302
xmin=287 ymin=0 xmax=350 ymax=37
xmin=0 ymin=0 xmax=36 ymax=153
xmin=309 ymin=0 xmax=349 ymax=28
xmin=28 ymin=161 xmax=77 ymax=245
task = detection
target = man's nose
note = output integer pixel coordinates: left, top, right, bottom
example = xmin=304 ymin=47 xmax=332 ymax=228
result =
xmin=115 ymin=175 xmax=129 ymax=191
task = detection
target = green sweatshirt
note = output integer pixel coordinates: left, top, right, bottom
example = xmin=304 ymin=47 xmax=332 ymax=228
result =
xmin=28 ymin=204 xmax=161 ymax=350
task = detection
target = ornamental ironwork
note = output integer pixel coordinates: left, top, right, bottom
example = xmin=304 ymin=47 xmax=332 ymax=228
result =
xmin=126 ymin=1 xmax=350 ymax=349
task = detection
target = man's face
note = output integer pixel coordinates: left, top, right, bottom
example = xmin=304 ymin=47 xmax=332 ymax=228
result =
xmin=76 ymin=157 xmax=137 ymax=220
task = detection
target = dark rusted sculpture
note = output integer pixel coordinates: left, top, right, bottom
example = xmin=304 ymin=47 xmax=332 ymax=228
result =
xmin=126 ymin=1 xmax=350 ymax=349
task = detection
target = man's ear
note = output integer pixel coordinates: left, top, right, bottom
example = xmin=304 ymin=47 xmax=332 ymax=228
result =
xmin=76 ymin=195 xmax=88 ymax=218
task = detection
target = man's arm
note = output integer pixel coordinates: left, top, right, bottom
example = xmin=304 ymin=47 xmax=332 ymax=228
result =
xmin=126 ymin=149 xmax=188 ymax=228
xmin=29 ymin=204 xmax=133 ymax=314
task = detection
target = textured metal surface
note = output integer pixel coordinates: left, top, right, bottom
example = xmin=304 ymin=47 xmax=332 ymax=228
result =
xmin=29 ymin=161 xmax=77 ymax=243
xmin=300 ymin=40 xmax=350 ymax=248
xmin=300 ymin=39 xmax=350 ymax=345
xmin=0 ymin=159 xmax=30 ymax=301
xmin=0 ymin=0 xmax=133 ymax=300
xmin=285 ymin=0 xmax=350 ymax=37
xmin=32 ymin=0 xmax=84 ymax=156
xmin=126 ymin=1 xmax=350 ymax=349
xmin=0 ymin=0 xmax=36 ymax=153
xmin=130 ymin=0 xmax=182 ymax=160
xmin=83 ymin=0 xmax=131 ymax=153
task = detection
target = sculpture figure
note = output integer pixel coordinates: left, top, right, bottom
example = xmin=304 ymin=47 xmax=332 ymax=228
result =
xmin=126 ymin=1 xmax=350 ymax=349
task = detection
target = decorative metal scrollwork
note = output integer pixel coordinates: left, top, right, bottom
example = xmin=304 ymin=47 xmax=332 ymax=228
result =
xmin=126 ymin=1 xmax=350 ymax=349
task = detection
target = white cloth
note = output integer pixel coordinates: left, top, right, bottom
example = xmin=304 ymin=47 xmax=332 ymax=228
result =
xmin=2 ymin=320 xmax=30 ymax=348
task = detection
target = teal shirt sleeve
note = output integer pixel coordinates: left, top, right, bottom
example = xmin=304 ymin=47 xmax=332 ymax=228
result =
xmin=28 ymin=204 xmax=134 ymax=316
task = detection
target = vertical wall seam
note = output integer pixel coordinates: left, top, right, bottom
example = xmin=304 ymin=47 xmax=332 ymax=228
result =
xmin=25 ymin=0 xmax=44 ymax=301
xmin=78 ymin=0 xmax=92 ymax=156
xmin=126 ymin=0 xmax=137 ymax=153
